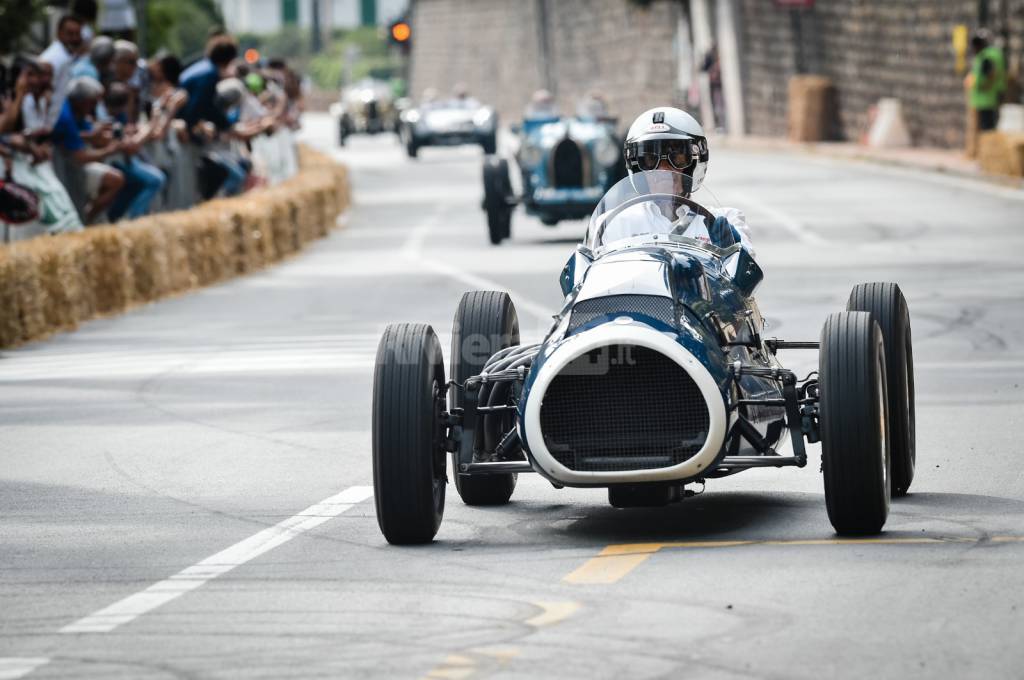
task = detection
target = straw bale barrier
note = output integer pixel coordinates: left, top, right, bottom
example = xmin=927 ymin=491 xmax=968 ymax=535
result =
xmin=978 ymin=131 xmax=1024 ymax=178
xmin=0 ymin=145 xmax=350 ymax=348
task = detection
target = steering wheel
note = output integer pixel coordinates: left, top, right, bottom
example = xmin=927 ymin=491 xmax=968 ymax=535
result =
xmin=593 ymin=193 xmax=717 ymax=247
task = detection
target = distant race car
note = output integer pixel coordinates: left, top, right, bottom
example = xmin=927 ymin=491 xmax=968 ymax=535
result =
xmin=330 ymin=78 xmax=399 ymax=145
xmin=371 ymin=170 xmax=916 ymax=544
xmin=398 ymin=97 xmax=497 ymax=158
xmin=482 ymin=112 xmax=627 ymax=245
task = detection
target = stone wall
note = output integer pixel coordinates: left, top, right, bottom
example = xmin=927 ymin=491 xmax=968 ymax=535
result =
xmin=408 ymin=0 xmax=1024 ymax=149
xmin=408 ymin=0 xmax=684 ymax=126
xmin=738 ymin=0 xmax=1024 ymax=148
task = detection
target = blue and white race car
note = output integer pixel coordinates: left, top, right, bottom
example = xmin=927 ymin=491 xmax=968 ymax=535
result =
xmin=373 ymin=170 xmax=917 ymax=543
xmin=482 ymin=104 xmax=627 ymax=245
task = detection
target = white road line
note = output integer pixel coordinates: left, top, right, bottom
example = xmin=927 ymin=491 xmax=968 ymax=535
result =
xmin=0 ymin=659 xmax=50 ymax=680
xmin=60 ymin=486 xmax=373 ymax=634
xmin=415 ymin=256 xmax=554 ymax=323
xmin=399 ymin=200 xmax=556 ymax=325
xmin=730 ymin=192 xmax=827 ymax=245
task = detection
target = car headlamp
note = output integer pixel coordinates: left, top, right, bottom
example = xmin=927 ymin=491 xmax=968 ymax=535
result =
xmin=405 ymin=110 xmax=421 ymax=124
xmin=594 ymin=136 xmax=620 ymax=168
xmin=473 ymin=108 xmax=494 ymax=127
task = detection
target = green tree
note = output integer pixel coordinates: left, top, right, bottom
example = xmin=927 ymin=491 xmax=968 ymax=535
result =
xmin=0 ymin=0 xmax=46 ymax=55
xmin=146 ymin=0 xmax=224 ymax=61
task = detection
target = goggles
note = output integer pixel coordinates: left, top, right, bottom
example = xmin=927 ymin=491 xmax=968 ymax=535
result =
xmin=625 ymin=138 xmax=703 ymax=172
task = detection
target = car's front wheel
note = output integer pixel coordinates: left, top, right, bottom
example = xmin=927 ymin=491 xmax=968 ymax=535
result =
xmin=847 ymin=282 xmax=915 ymax=496
xmin=819 ymin=311 xmax=890 ymax=535
xmin=372 ymin=323 xmax=447 ymax=544
xmin=483 ymin=158 xmax=513 ymax=244
xmin=450 ymin=291 xmax=519 ymax=505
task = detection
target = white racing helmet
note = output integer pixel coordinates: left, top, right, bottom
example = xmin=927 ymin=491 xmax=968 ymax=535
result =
xmin=624 ymin=107 xmax=709 ymax=194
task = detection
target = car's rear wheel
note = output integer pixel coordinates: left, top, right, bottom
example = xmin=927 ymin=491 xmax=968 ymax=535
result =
xmin=450 ymin=291 xmax=519 ymax=505
xmin=819 ymin=311 xmax=891 ymax=535
xmin=480 ymin=130 xmax=497 ymax=155
xmin=338 ymin=116 xmax=350 ymax=146
xmin=483 ymin=157 xmax=513 ymax=244
xmin=372 ymin=323 xmax=447 ymax=544
xmin=847 ymin=282 xmax=915 ymax=496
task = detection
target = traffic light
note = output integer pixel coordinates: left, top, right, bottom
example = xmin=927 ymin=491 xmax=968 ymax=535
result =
xmin=388 ymin=17 xmax=411 ymax=51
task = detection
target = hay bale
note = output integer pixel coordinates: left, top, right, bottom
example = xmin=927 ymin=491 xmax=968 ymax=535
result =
xmin=25 ymin=236 xmax=85 ymax=332
xmin=120 ymin=217 xmax=172 ymax=302
xmin=83 ymin=226 xmax=135 ymax=314
xmin=0 ymin=245 xmax=48 ymax=345
xmin=0 ymin=250 xmax=24 ymax=347
xmin=978 ymin=131 xmax=1024 ymax=177
xmin=788 ymin=75 xmax=836 ymax=143
xmin=264 ymin=194 xmax=299 ymax=257
xmin=152 ymin=214 xmax=196 ymax=293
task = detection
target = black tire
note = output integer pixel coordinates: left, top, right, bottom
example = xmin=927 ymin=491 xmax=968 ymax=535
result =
xmin=406 ymin=136 xmax=419 ymax=158
xmin=483 ymin=157 xmax=513 ymax=244
xmin=338 ymin=116 xmax=350 ymax=146
xmin=372 ymin=323 xmax=447 ymax=544
xmin=819 ymin=311 xmax=891 ymax=535
xmin=847 ymin=282 xmax=915 ymax=496
xmin=450 ymin=291 xmax=520 ymax=505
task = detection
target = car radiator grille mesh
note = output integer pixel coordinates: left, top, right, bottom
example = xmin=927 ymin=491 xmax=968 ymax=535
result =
xmin=539 ymin=345 xmax=710 ymax=472
xmin=568 ymin=295 xmax=676 ymax=334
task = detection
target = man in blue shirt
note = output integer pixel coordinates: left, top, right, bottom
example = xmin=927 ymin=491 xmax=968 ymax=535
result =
xmin=177 ymin=36 xmax=237 ymax=137
xmin=52 ymin=77 xmax=125 ymax=222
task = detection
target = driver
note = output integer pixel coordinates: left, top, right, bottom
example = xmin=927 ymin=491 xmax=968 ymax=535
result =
xmin=600 ymin=106 xmax=753 ymax=255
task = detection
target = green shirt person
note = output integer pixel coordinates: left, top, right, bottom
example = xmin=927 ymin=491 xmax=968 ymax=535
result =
xmin=969 ymin=31 xmax=1007 ymax=131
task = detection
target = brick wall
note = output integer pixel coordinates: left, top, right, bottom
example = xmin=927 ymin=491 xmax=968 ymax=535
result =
xmin=739 ymin=0 xmax=1024 ymax=148
xmin=408 ymin=0 xmax=684 ymax=126
xmin=408 ymin=0 xmax=1023 ymax=149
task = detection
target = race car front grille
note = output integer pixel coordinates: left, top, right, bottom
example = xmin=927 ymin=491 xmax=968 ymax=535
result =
xmin=551 ymin=139 xmax=585 ymax=188
xmin=539 ymin=345 xmax=710 ymax=472
xmin=568 ymin=295 xmax=676 ymax=333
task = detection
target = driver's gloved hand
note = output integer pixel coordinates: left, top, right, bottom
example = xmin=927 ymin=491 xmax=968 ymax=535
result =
xmin=709 ymin=215 xmax=741 ymax=248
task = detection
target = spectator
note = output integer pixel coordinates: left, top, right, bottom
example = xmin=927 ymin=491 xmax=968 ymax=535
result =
xmin=70 ymin=35 xmax=115 ymax=83
xmin=0 ymin=70 xmax=83 ymax=238
xmin=39 ymin=14 xmax=85 ymax=127
xmin=21 ymin=60 xmax=55 ymax=136
xmin=178 ymin=36 xmax=240 ymax=199
xmin=101 ymin=82 xmax=165 ymax=221
xmin=968 ymin=30 xmax=1008 ymax=132
xmin=178 ymin=36 xmax=237 ymax=136
xmin=2 ymin=25 xmax=301 ymax=242
xmin=146 ymin=53 xmax=192 ymax=210
xmin=111 ymin=40 xmax=144 ymax=122
xmin=52 ymin=76 xmax=125 ymax=223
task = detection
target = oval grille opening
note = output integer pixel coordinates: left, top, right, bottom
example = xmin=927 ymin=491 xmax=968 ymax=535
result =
xmin=539 ymin=345 xmax=710 ymax=472
xmin=552 ymin=139 xmax=584 ymax=188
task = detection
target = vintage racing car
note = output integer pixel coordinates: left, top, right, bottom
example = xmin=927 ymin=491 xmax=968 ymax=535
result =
xmin=330 ymin=78 xmax=399 ymax=145
xmin=373 ymin=170 xmax=916 ymax=544
xmin=482 ymin=111 xmax=627 ymax=245
xmin=398 ymin=95 xmax=497 ymax=158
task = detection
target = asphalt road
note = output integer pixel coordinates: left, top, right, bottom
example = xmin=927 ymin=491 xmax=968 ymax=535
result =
xmin=2 ymin=112 xmax=1024 ymax=679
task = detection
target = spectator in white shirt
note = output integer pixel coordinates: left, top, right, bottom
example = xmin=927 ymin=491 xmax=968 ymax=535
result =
xmin=39 ymin=15 xmax=85 ymax=128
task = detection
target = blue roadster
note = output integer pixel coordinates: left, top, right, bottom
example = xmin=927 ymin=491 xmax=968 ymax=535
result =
xmin=482 ymin=112 xmax=627 ymax=244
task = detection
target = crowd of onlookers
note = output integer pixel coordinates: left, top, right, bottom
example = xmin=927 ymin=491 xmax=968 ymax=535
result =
xmin=0 ymin=13 xmax=305 ymax=242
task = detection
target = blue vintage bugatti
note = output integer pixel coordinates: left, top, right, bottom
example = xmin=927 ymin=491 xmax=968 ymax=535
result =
xmin=482 ymin=112 xmax=627 ymax=244
xmin=374 ymin=170 xmax=916 ymax=543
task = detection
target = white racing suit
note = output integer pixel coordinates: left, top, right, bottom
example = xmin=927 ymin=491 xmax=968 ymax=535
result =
xmin=600 ymin=201 xmax=755 ymax=257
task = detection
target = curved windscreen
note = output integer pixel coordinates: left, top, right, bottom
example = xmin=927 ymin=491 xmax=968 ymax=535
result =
xmin=586 ymin=170 xmax=738 ymax=256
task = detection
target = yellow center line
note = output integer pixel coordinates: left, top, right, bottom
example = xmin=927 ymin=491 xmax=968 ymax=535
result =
xmin=562 ymin=535 xmax=1022 ymax=585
